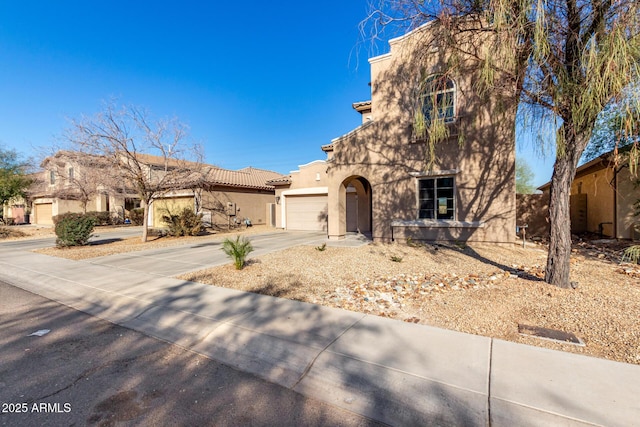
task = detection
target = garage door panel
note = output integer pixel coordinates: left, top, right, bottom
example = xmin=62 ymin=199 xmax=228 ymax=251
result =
xmin=35 ymin=203 xmax=53 ymax=225
xmin=286 ymin=195 xmax=327 ymax=231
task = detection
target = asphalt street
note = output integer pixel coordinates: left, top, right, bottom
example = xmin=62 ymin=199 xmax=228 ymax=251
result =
xmin=0 ymin=281 xmax=385 ymax=427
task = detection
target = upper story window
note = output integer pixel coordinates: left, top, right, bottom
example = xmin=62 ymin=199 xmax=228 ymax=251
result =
xmin=418 ymin=176 xmax=455 ymax=220
xmin=68 ymin=167 xmax=74 ymax=181
xmin=420 ymin=75 xmax=456 ymax=124
xmin=49 ymin=170 xmax=56 ymax=185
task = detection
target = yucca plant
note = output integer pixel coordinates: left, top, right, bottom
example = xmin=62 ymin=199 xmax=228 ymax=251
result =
xmin=221 ymin=236 xmax=254 ymax=270
xmin=621 ymin=245 xmax=640 ymax=264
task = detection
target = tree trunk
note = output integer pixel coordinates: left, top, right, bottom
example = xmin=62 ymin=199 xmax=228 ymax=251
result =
xmin=545 ymin=127 xmax=590 ymax=288
xmin=141 ymin=200 xmax=149 ymax=243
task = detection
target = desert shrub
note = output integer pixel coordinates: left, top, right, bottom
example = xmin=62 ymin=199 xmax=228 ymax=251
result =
xmin=315 ymin=243 xmax=327 ymax=251
xmin=54 ymin=213 xmax=95 ymax=247
xmin=622 ymin=245 xmax=640 ymax=264
xmin=0 ymin=227 xmax=26 ymax=239
xmin=161 ymin=207 xmax=203 ymax=237
xmin=390 ymin=255 xmax=403 ymax=262
xmin=85 ymin=211 xmax=114 ymax=226
xmin=129 ymin=208 xmax=145 ymax=226
xmin=221 ymin=236 xmax=254 ymax=270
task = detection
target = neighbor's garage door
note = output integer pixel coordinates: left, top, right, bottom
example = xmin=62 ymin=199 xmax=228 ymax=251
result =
xmin=285 ymin=195 xmax=328 ymax=231
xmin=153 ymin=197 xmax=194 ymax=227
xmin=34 ymin=203 xmax=53 ymax=225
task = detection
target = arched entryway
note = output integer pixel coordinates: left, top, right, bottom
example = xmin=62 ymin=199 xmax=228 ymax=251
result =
xmin=342 ymin=176 xmax=372 ymax=236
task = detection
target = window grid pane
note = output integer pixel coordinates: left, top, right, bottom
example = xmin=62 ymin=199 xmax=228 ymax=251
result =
xmin=421 ymin=75 xmax=455 ymax=124
xmin=418 ymin=177 xmax=455 ymax=220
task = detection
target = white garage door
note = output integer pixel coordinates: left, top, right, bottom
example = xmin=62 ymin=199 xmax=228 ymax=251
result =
xmin=286 ymin=195 xmax=328 ymax=231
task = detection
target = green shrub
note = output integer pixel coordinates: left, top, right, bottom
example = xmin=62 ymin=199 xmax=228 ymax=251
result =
xmin=161 ymin=207 xmax=203 ymax=237
xmin=315 ymin=243 xmax=327 ymax=251
xmin=222 ymin=236 xmax=254 ymax=270
xmin=54 ymin=213 xmax=96 ymax=247
xmin=390 ymin=255 xmax=403 ymax=263
xmin=129 ymin=208 xmax=145 ymax=226
xmin=85 ymin=211 xmax=114 ymax=226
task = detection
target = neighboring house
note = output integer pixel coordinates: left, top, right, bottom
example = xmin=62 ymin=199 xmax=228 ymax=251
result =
xmin=158 ymin=166 xmax=284 ymax=229
xmin=538 ymin=151 xmax=640 ymax=240
xmin=29 ymin=151 xmax=136 ymax=225
xmin=29 ymin=151 xmax=284 ymax=228
xmin=276 ymin=22 xmax=517 ymax=243
xmin=1 ymin=196 xmax=28 ymax=224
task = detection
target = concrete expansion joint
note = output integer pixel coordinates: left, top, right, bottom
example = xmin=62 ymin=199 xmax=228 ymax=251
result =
xmin=487 ymin=338 xmax=493 ymax=427
xmin=291 ymin=313 xmax=367 ymax=390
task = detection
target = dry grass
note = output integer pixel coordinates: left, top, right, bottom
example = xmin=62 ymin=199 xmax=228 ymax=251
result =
xmin=0 ymin=225 xmax=55 ymax=240
xmin=179 ymin=242 xmax=640 ymax=365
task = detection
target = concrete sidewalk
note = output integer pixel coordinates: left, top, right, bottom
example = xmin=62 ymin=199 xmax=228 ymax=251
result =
xmin=1 ymin=232 xmax=639 ymax=426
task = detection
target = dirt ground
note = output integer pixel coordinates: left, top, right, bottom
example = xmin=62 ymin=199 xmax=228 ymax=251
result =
xmin=4 ymin=224 xmax=639 ymax=365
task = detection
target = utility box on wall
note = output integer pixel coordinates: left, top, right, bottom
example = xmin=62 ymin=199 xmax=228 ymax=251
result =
xmin=226 ymin=202 xmax=236 ymax=216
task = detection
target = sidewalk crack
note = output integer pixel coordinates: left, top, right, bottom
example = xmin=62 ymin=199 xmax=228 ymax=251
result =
xmin=291 ymin=314 xmax=366 ymax=390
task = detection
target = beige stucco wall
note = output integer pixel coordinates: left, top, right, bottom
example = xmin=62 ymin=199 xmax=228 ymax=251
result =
xmin=326 ymin=22 xmax=517 ymax=243
xmin=571 ymin=167 xmax=615 ymax=236
xmin=616 ymin=167 xmax=640 ymax=239
xmin=200 ymin=188 xmax=274 ymax=227
xmin=516 ymin=193 xmax=550 ymax=239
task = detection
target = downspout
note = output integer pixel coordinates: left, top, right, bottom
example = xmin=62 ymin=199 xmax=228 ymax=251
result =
xmin=613 ymin=167 xmax=618 ymax=239
xmin=610 ymin=165 xmax=626 ymax=239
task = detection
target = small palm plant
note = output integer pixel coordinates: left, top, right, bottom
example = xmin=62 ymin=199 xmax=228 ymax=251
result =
xmin=222 ymin=236 xmax=254 ymax=270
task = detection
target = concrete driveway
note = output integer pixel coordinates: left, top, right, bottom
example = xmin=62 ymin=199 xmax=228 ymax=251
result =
xmin=86 ymin=231 xmax=329 ymax=276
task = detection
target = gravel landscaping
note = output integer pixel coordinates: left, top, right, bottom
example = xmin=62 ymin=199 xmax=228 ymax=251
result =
xmin=5 ymin=224 xmax=639 ymax=365
xmin=179 ymin=239 xmax=640 ymax=366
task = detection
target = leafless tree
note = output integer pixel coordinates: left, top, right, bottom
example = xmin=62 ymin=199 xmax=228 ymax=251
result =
xmin=41 ymin=151 xmax=110 ymax=214
xmin=66 ymin=103 xmax=205 ymax=242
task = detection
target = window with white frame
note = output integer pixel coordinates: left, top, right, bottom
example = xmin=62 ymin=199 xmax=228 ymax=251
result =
xmin=68 ymin=167 xmax=74 ymax=181
xmin=49 ymin=170 xmax=56 ymax=185
xmin=418 ymin=177 xmax=455 ymax=220
xmin=420 ymin=75 xmax=456 ymax=124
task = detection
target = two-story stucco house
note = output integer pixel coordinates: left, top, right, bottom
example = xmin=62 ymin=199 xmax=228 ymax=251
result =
xmin=30 ymin=150 xmax=285 ymax=228
xmin=274 ymin=21 xmax=517 ymax=244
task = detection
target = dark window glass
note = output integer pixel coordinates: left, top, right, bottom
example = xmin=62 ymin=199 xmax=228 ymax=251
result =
xmin=418 ymin=177 xmax=455 ymax=220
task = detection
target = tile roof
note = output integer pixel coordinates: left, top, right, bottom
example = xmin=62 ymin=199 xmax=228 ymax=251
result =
xmin=204 ymin=166 xmax=286 ymax=190
xmin=39 ymin=151 xmax=285 ymax=192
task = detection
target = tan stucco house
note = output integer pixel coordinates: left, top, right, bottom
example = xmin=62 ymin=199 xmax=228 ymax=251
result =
xmin=539 ymin=151 xmax=640 ymax=240
xmin=29 ymin=151 xmax=133 ymax=225
xmin=29 ymin=151 xmax=284 ymax=228
xmin=275 ymin=22 xmax=517 ymax=243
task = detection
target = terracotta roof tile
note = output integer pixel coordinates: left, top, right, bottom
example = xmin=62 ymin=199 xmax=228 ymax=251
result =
xmin=204 ymin=166 xmax=285 ymax=190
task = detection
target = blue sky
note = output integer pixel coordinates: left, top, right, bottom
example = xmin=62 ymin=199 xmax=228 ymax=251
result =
xmin=0 ymin=1 xmax=555 ymax=185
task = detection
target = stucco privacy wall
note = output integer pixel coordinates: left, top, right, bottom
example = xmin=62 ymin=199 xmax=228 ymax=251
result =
xmin=616 ymin=167 xmax=640 ymax=240
xmin=325 ymin=21 xmax=517 ymax=243
xmin=571 ymin=166 xmax=615 ymax=236
xmin=515 ymin=193 xmax=550 ymax=239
